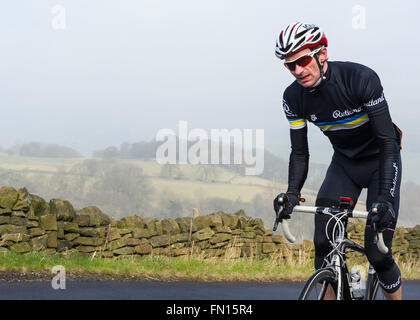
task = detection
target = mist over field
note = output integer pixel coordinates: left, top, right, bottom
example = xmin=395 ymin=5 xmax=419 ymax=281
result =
xmin=0 ymin=1 xmax=418 ymax=156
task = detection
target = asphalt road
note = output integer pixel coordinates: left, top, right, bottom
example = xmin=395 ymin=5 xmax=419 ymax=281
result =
xmin=0 ymin=280 xmax=419 ymax=300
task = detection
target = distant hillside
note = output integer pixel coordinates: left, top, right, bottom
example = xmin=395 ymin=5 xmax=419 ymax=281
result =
xmin=92 ymin=139 xmax=327 ymax=187
xmin=75 ymin=139 xmax=420 ymax=228
xmin=6 ymin=142 xmax=83 ymax=158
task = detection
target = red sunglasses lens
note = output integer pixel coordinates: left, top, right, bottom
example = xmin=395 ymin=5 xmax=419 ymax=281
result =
xmin=285 ymin=55 xmax=313 ymax=71
xmin=297 ymin=55 xmax=313 ymax=68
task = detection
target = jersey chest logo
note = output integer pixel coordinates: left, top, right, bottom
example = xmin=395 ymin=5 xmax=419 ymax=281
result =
xmin=332 ymin=106 xmax=363 ymax=119
xmin=313 ymin=106 xmax=369 ymax=132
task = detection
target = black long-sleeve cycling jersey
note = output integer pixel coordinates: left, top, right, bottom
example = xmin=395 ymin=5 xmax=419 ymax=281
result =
xmin=282 ymin=61 xmax=402 ymax=205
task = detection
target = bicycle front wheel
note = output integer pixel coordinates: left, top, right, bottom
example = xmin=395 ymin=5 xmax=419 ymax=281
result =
xmin=299 ymin=268 xmax=339 ymax=300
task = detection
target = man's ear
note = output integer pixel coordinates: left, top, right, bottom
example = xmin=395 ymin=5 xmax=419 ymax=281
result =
xmin=319 ymin=47 xmax=328 ymax=64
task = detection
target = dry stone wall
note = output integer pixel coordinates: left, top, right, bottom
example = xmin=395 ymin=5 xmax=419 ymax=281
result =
xmin=0 ymin=186 xmax=419 ymax=262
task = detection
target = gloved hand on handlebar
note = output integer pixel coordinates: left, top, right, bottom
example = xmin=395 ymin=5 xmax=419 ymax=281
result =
xmin=369 ymin=200 xmax=396 ymax=233
xmin=273 ymin=192 xmax=300 ymax=222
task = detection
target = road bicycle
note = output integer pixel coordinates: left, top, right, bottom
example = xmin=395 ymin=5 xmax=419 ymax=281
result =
xmin=273 ymin=196 xmax=388 ymax=300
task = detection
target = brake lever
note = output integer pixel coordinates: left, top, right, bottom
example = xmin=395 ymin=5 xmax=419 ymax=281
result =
xmin=273 ymin=205 xmax=283 ymax=231
xmin=371 ymin=207 xmax=389 ymax=254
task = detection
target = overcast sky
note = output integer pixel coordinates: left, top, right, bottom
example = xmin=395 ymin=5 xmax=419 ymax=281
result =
xmin=0 ymin=0 xmax=418 ymax=163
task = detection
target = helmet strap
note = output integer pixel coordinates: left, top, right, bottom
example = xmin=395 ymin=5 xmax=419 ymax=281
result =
xmin=308 ymin=55 xmax=326 ymax=89
xmin=315 ymin=55 xmax=326 ymax=80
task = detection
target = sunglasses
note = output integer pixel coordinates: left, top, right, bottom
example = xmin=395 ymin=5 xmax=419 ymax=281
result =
xmin=284 ymin=47 xmax=322 ymax=71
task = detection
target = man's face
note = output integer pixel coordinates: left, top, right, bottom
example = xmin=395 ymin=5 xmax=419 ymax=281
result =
xmin=284 ymin=48 xmax=326 ymax=87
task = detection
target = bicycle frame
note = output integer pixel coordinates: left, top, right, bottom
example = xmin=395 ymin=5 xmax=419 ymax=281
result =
xmin=273 ymin=200 xmax=385 ymax=300
xmin=321 ymin=231 xmax=376 ymax=300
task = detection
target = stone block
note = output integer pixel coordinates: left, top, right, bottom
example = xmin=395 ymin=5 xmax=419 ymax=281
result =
xmin=75 ymin=213 xmax=90 ymax=227
xmin=2 ymin=233 xmax=29 ymax=242
xmin=27 ymin=228 xmax=46 ymax=237
xmin=113 ymin=246 xmax=134 ymax=255
xmin=79 ymin=206 xmax=112 ymax=227
xmin=0 ymin=224 xmax=26 ymax=236
xmin=192 ymin=227 xmax=214 ymax=241
xmin=173 ymin=247 xmax=190 ymax=256
xmin=214 ymin=225 xmax=232 ymax=233
xmin=209 ymin=233 xmax=232 ymax=244
xmin=0 ymin=216 xmax=10 ymax=225
xmin=0 ymin=187 xmax=18 ymax=210
xmin=106 ymin=228 xmax=121 ymax=241
xmin=241 ymin=231 xmax=256 ymax=239
xmin=175 ymin=217 xmax=192 ymax=233
xmin=63 ymin=221 xmax=80 ymax=233
xmin=46 ymin=231 xmax=58 ymax=248
xmin=39 ymin=214 xmax=57 ymax=231
xmin=10 ymin=241 xmax=31 ymax=253
xmin=125 ymin=238 xmax=141 ymax=246
xmin=134 ymin=244 xmax=152 ymax=254
xmin=150 ymin=234 xmax=170 ymax=248
xmin=49 ymin=199 xmax=76 ymax=221
xmin=29 ymin=194 xmax=50 ymax=217
xmin=13 ymin=188 xmax=31 ymax=212
xmin=107 ymin=238 xmax=126 ymax=251
xmin=10 ymin=216 xmax=27 ymax=226
xmin=64 ymin=233 xmax=79 ymax=242
xmin=161 ymin=218 xmax=181 ymax=235
xmin=171 ymin=233 xmax=189 ymax=243
xmin=57 ymin=239 xmax=73 ymax=252
xmin=272 ymin=235 xmax=285 ymax=244
xmin=117 ymin=215 xmax=144 ymax=229
xmin=75 ymin=245 xmax=100 ymax=253
xmin=30 ymin=234 xmax=48 ymax=252
xmin=73 ymin=236 xmax=105 ymax=247
xmin=132 ymin=228 xmax=154 ymax=239
xmin=26 ymin=220 xmax=39 ymax=228
xmin=79 ymin=227 xmax=106 ymax=238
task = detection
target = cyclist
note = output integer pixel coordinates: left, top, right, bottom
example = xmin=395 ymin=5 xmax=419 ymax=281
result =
xmin=273 ymin=22 xmax=403 ymax=299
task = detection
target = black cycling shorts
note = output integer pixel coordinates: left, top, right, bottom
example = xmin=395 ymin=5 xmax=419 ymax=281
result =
xmin=314 ymin=151 xmax=402 ymax=294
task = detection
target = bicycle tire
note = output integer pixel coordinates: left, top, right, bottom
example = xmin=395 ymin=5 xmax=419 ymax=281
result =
xmin=299 ymin=268 xmax=339 ymax=300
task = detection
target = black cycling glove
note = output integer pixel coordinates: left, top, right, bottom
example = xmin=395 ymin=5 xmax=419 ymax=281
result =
xmin=273 ymin=192 xmax=300 ymax=222
xmin=369 ymin=201 xmax=396 ymax=233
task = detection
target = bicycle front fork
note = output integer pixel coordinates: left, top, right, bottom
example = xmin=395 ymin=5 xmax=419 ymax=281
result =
xmin=331 ymin=255 xmax=343 ymax=300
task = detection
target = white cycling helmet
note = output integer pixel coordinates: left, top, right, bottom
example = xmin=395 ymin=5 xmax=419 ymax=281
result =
xmin=275 ymin=22 xmax=328 ymax=60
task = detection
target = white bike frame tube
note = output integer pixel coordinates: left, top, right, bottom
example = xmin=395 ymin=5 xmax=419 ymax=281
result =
xmin=331 ymin=254 xmax=342 ymax=300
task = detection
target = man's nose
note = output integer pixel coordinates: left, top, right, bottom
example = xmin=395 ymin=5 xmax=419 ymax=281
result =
xmin=294 ymin=64 xmax=304 ymax=75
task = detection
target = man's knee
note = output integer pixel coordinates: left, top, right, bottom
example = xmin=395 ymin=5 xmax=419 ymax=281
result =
xmin=365 ymin=247 xmax=394 ymax=273
xmin=364 ymin=227 xmax=395 ymax=271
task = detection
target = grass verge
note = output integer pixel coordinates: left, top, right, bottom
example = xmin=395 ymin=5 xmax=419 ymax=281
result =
xmin=0 ymin=251 xmax=314 ymax=281
xmin=0 ymin=251 xmax=418 ymax=281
